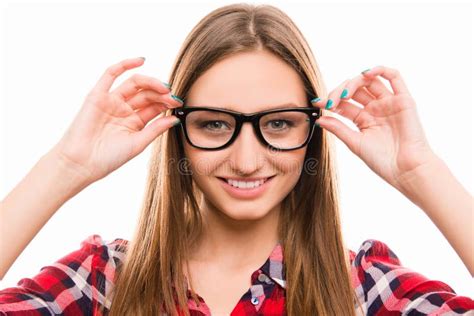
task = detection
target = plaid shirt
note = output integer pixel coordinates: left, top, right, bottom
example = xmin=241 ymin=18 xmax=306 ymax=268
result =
xmin=0 ymin=234 xmax=473 ymax=315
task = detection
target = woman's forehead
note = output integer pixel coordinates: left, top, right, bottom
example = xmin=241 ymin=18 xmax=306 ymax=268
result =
xmin=186 ymin=53 xmax=307 ymax=113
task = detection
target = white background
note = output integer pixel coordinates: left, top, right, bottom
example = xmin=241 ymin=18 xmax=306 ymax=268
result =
xmin=1 ymin=0 xmax=473 ymax=298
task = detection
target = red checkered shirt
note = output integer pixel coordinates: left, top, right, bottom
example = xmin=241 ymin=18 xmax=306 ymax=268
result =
xmin=0 ymin=234 xmax=473 ymax=315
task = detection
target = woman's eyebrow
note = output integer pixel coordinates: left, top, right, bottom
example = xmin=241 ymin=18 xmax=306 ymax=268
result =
xmin=270 ymin=103 xmax=304 ymax=109
xmin=219 ymin=102 xmax=304 ymax=112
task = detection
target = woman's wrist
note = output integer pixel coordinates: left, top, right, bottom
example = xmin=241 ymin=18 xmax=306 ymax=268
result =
xmin=395 ymin=154 xmax=448 ymax=208
xmin=46 ymin=145 xmax=94 ymax=195
xmin=0 ymin=149 xmax=92 ymax=279
xmin=396 ymin=153 xmax=472 ymax=218
xmin=395 ymin=154 xmax=473 ymax=275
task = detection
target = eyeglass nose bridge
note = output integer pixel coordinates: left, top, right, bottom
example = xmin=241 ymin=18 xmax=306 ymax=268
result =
xmin=231 ymin=113 xmax=270 ymax=140
xmin=230 ymin=112 xmax=268 ymax=148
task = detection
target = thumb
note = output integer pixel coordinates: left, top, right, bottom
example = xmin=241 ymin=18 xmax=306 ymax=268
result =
xmin=316 ymin=116 xmax=361 ymax=155
xmin=131 ymin=115 xmax=180 ymax=155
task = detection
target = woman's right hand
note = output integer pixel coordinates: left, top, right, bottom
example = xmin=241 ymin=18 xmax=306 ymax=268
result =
xmin=50 ymin=57 xmax=183 ymax=185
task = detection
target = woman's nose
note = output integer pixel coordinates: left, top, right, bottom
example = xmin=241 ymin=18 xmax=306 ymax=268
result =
xmin=227 ymin=123 xmax=266 ymax=172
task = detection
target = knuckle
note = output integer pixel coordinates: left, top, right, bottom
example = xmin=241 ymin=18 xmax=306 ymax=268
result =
xmin=104 ymin=65 xmax=115 ymax=76
xmin=129 ymin=74 xmax=142 ymax=90
xmin=142 ymin=91 xmax=151 ymax=102
xmin=382 ymin=65 xmax=399 ymax=77
xmin=106 ymin=63 xmax=124 ymax=77
xmin=146 ymin=91 xmax=158 ymax=103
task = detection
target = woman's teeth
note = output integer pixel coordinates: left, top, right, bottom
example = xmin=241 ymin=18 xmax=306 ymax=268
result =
xmin=226 ymin=178 xmax=266 ymax=189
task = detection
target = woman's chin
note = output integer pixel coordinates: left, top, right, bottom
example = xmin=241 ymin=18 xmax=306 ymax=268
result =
xmin=216 ymin=202 xmax=276 ymax=222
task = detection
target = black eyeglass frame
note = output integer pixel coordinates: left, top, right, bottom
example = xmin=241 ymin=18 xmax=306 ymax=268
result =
xmin=172 ymin=105 xmax=321 ymax=151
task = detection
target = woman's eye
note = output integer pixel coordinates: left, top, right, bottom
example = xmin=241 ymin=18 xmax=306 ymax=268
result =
xmin=202 ymin=121 xmax=230 ymax=130
xmin=267 ymin=120 xmax=292 ymax=129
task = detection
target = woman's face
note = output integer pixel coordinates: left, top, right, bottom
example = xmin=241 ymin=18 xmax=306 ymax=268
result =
xmin=183 ymin=49 xmax=308 ymax=221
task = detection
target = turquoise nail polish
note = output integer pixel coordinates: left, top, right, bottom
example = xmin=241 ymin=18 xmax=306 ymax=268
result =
xmin=315 ymin=120 xmax=320 ymax=127
xmin=310 ymin=97 xmax=321 ymax=103
xmin=325 ymin=99 xmax=333 ymax=110
xmin=163 ymin=82 xmax=171 ymax=89
xmin=340 ymin=88 xmax=349 ymax=99
xmin=361 ymin=68 xmax=371 ymax=74
xmin=171 ymin=94 xmax=184 ymax=104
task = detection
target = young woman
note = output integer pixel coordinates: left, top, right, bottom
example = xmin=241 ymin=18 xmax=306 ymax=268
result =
xmin=0 ymin=3 xmax=472 ymax=316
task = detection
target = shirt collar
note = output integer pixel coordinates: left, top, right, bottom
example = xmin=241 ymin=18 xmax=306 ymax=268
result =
xmin=258 ymin=241 xmax=286 ymax=289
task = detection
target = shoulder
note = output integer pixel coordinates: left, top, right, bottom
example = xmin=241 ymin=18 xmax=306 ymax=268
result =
xmin=348 ymin=239 xmax=474 ymax=315
xmin=52 ymin=234 xmax=129 ymax=286
xmin=0 ymin=234 xmax=129 ymax=315
xmin=348 ymin=238 xmax=402 ymax=270
xmin=76 ymin=234 xmax=129 ymax=269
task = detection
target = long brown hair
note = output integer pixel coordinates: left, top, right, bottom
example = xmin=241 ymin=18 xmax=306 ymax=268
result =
xmin=107 ymin=3 xmax=362 ymax=315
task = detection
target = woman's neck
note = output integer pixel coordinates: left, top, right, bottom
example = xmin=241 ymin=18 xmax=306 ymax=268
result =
xmin=188 ymin=199 xmax=281 ymax=270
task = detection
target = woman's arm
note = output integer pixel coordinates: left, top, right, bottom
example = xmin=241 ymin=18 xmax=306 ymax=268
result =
xmin=0 ymin=148 xmax=90 ymax=280
xmin=396 ymin=155 xmax=473 ymax=276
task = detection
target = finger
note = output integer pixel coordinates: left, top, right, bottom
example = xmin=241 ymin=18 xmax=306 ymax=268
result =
xmin=315 ymin=116 xmax=361 ymax=155
xmin=311 ymin=76 xmax=385 ymax=112
xmin=343 ymin=74 xmax=392 ymax=101
xmin=131 ymin=115 xmax=180 ymax=156
xmin=361 ymin=65 xmax=410 ymax=95
xmin=125 ymin=89 xmax=182 ymax=111
xmin=333 ymin=100 xmax=374 ymax=127
xmin=310 ymin=79 xmax=349 ymax=110
xmin=314 ymin=81 xmax=378 ymax=128
xmin=134 ymin=103 xmax=168 ymax=127
xmin=92 ymin=57 xmax=146 ymax=94
xmin=111 ymin=73 xmax=171 ymax=101
xmin=365 ymin=94 xmax=416 ymax=117
xmin=322 ymin=79 xmax=351 ymax=111
xmin=351 ymin=87 xmax=376 ymax=106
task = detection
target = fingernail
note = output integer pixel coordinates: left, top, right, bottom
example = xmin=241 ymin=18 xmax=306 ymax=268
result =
xmin=315 ymin=120 xmax=320 ymax=127
xmin=310 ymin=97 xmax=321 ymax=103
xmin=171 ymin=94 xmax=184 ymax=104
xmin=173 ymin=118 xmax=181 ymax=126
xmin=361 ymin=68 xmax=371 ymax=74
xmin=162 ymin=82 xmax=171 ymax=89
xmin=340 ymin=88 xmax=349 ymax=99
xmin=139 ymin=57 xmax=146 ymax=61
xmin=325 ymin=99 xmax=333 ymax=110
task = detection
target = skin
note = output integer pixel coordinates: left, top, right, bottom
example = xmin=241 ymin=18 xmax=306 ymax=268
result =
xmin=183 ymin=49 xmax=308 ymax=269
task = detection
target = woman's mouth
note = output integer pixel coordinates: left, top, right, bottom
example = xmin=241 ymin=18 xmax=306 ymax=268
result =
xmin=216 ymin=176 xmax=276 ymax=199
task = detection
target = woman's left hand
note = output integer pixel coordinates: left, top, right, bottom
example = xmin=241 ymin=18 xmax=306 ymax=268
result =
xmin=311 ymin=65 xmax=437 ymax=193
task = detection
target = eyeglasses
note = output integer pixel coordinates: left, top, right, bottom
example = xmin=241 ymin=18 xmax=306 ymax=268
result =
xmin=171 ymin=105 xmax=321 ymax=151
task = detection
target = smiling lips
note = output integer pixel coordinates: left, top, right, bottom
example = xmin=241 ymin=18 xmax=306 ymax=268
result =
xmin=217 ymin=176 xmax=275 ymax=199
xmin=226 ymin=178 xmax=266 ymax=189
xmin=218 ymin=176 xmax=273 ymax=189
